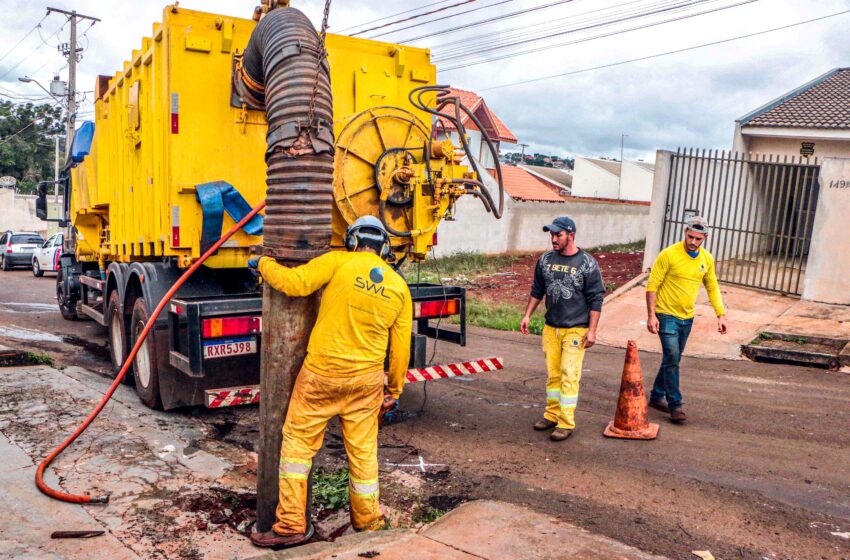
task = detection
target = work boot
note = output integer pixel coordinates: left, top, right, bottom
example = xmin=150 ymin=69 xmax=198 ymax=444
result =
xmin=249 ymin=530 xmax=307 ymax=549
xmin=670 ymin=407 xmax=688 ymax=424
xmin=357 ymin=516 xmax=391 ymax=532
xmin=533 ymin=418 xmax=557 ymax=431
xmin=648 ymin=399 xmax=669 ymax=413
xmin=550 ymin=428 xmax=573 ymax=441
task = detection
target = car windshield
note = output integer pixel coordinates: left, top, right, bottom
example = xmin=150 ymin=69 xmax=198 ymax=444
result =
xmin=11 ymin=235 xmax=45 ymax=244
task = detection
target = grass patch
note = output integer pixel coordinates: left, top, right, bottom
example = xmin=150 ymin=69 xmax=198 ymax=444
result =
xmin=454 ymin=298 xmax=545 ymax=335
xmin=402 ymin=251 xmax=523 ymax=284
xmin=25 ymin=352 xmax=55 ymax=367
xmin=312 ymin=468 xmax=349 ymax=511
xmin=586 ymin=240 xmax=645 ymax=254
xmin=412 ymin=505 xmax=447 ymax=524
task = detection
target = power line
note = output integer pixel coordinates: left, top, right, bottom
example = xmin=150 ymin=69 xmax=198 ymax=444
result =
xmin=0 ymin=17 xmax=69 ymax=82
xmin=439 ymin=0 xmax=752 ymax=69
xmin=477 ymin=8 xmax=850 ymax=91
xmin=337 ymin=0 xmax=459 ymax=33
xmin=392 ymin=0 xmax=577 ymax=42
xmin=352 ymin=0 xmax=479 ymax=36
xmin=0 ymin=14 xmax=49 ymax=65
xmin=0 ymin=99 xmax=63 ymax=146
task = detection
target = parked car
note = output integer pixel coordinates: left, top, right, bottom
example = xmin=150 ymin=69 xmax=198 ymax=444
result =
xmin=31 ymin=232 xmax=63 ymax=277
xmin=0 ymin=231 xmax=45 ymax=271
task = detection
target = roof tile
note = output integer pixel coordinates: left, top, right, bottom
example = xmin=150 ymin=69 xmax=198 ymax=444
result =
xmin=488 ymin=166 xmax=564 ymax=203
xmin=744 ymin=68 xmax=850 ymax=129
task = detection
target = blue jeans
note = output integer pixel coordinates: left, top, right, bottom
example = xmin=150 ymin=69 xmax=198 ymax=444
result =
xmin=650 ymin=313 xmax=693 ymax=409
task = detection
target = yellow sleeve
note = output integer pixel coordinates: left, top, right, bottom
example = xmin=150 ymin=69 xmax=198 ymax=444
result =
xmin=386 ymin=287 xmax=413 ymax=399
xmin=702 ymin=255 xmax=726 ymax=316
xmin=646 ymin=250 xmax=669 ymax=293
xmin=257 ymin=253 xmax=341 ymax=297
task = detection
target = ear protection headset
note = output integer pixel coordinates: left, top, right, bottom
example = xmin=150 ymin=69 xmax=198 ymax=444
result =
xmin=345 ymin=215 xmax=391 ymax=260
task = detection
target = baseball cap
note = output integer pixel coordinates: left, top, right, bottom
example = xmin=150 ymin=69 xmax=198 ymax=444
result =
xmin=543 ymin=216 xmax=576 ymax=234
xmin=685 ymin=216 xmax=710 ymax=234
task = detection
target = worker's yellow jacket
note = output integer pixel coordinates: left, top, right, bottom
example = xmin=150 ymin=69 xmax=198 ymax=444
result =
xmin=258 ymin=252 xmax=413 ymax=398
xmin=646 ymin=242 xmax=725 ymax=320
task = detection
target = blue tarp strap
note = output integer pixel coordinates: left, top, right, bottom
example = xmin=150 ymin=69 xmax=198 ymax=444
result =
xmin=196 ymin=181 xmax=264 ymax=254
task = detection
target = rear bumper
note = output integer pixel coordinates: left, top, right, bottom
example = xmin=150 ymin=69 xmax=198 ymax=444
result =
xmin=4 ymin=253 xmax=34 ymax=266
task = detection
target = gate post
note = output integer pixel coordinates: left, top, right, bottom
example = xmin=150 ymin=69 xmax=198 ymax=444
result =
xmin=643 ymin=150 xmax=673 ymax=271
xmin=802 ymin=157 xmax=850 ymax=304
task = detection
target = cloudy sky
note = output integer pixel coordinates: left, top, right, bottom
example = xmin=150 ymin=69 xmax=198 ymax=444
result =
xmin=1 ymin=0 xmax=848 ymax=162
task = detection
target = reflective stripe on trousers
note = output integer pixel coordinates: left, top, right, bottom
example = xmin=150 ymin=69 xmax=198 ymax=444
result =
xmin=542 ymin=325 xmax=588 ymax=430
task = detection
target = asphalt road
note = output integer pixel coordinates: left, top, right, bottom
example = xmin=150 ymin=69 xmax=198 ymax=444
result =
xmin=1 ymin=268 xmax=848 ymax=560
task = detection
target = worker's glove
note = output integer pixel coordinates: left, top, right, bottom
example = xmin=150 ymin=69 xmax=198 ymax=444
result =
xmin=248 ymin=258 xmax=260 ymax=277
xmin=378 ymin=394 xmax=398 ymax=427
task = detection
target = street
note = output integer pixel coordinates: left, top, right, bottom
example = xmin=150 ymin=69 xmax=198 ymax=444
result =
xmin=1 ymin=269 xmax=849 ymax=560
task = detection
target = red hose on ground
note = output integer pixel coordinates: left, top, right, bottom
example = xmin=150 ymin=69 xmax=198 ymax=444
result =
xmin=36 ymin=200 xmax=267 ymax=504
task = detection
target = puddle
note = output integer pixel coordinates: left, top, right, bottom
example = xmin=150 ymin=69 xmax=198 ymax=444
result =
xmin=0 ymin=325 xmax=62 ymax=342
xmin=0 ymin=302 xmax=58 ymax=314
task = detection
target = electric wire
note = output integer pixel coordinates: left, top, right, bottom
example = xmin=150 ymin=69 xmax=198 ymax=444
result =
xmin=431 ymin=0 xmax=713 ymax=60
xmin=439 ymin=0 xmax=755 ymax=69
xmin=394 ymin=0 xmax=576 ymax=44
xmin=351 ymin=0 xmax=479 ymax=36
xmin=478 ymin=8 xmax=850 ymax=91
xmin=337 ymin=0 xmax=458 ymax=33
xmin=0 ymin=17 xmax=70 ymax=82
xmin=0 ymin=14 xmax=49 ymax=64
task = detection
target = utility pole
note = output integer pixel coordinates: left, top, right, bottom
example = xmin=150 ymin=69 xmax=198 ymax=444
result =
xmin=617 ymin=133 xmax=628 ymax=200
xmin=54 ymin=135 xmax=60 ymax=202
xmin=519 ymin=143 xmax=529 ymax=162
xmin=47 ymin=7 xmax=100 ymax=159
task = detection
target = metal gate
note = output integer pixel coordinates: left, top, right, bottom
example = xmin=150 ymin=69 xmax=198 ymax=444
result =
xmin=661 ymin=149 xmax=819 ymax=296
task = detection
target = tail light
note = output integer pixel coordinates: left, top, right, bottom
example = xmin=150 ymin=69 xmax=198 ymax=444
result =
xmin=5 ymin=243 xmax=11 ymax=253
xmin=202 ymin=316 xmax=262 ymax=338
xmin=414 ymin=298 xmax=460 ymax=319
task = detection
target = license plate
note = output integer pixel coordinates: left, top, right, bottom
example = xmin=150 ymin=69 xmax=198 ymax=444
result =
xmin=203 ymin=336 xmax=257 ymax=359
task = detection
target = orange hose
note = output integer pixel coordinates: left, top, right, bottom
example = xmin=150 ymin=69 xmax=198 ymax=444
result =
xmin=36 ymin=200 xmax=267 ymax=504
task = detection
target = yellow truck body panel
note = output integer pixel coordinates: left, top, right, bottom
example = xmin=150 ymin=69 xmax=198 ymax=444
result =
xmin=71 ymin=6 xmax=436 ymax=268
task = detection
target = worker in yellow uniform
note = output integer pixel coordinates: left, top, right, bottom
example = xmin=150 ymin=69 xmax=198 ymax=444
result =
xmin=646 ymin=216 xmax=727 ymax=424
xmin=249 ymin=216 xmax=413 ymax=548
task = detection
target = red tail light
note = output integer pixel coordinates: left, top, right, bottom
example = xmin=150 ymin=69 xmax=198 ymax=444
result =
xmin=202 ymin=316 xmax=262 ymax=338
xmin=414 ymin=298 xmax=460 ymax=319
xmin=5 ymin=243 xmax=11 ymax=254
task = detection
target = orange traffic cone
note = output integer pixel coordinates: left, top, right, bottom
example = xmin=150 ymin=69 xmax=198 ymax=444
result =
xmin=603 ymin=340 xmax=659 ymax=440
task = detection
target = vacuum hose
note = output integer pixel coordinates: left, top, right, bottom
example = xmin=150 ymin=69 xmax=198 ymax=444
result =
xmin=35 ymin=201 xmax=267 ymax=504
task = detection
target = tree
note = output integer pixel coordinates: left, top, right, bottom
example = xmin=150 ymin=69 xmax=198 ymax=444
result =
xmin=0 ymin=100 xmax=65 ymax=194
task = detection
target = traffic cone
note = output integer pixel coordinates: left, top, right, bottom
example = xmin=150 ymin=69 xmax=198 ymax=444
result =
xmin=603 ymin=340 xmax=659 ymax=440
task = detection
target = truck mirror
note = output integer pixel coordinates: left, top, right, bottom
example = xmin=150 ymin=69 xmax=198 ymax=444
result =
xmin=35 ymin=189 xmax=48 ymax=220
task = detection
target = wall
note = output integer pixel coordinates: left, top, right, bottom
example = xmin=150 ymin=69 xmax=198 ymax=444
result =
xmin=572 ymin=157 xmax=619 ymax=199
xmin=0 ymin=188 xmax=63 ymax=238
xmin=803 ymin=157 xmax=850 ymax=304
xmin=619 ymin=162 xmax=654 ymax=202
xmin=743 ymin=135 xmax=849 ymax=160
xmin=435 ymin=194 xmax=649 ymax=256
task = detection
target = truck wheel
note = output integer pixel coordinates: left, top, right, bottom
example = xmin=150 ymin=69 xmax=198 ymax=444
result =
xmin=106 ymin=291 xmax=129 ymax=379
xmin=131 ymin=298 xmax=162 ymax=409
xmin=32 ymin=259 xmax=43 ymax=277
xmin=56 ymin=268 xmax=80 ymax=320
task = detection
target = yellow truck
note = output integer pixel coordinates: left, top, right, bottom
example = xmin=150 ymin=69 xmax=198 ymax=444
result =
xmin=39 ymin=4 xmax=502 ymax=409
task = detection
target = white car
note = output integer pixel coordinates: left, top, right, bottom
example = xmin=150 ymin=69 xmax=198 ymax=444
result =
xmin=32 ymin=232 xmax=64 ymax=277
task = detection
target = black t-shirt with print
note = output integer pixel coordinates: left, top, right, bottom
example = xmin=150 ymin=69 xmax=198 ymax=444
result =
xmin=530 ymin=249 xmax=605 ymax=328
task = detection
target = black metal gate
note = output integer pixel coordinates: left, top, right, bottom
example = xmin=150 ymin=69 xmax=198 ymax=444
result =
xmin=661 ymin=149 xmax=819 ymax=296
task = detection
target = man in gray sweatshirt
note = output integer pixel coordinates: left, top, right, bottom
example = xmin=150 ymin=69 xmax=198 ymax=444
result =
xmin=520 ymin=216 xmax=605 ymax=441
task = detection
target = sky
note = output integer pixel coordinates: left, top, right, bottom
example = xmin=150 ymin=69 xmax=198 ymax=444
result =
xmin=1 ymin=0 xmax=848 ymax=163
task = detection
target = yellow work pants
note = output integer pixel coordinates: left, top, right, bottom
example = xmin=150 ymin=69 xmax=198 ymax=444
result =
xmin=542 ymin=325 xmax=588 ymax=430
xmin=274 ymin=367 xmax=384 ymax=535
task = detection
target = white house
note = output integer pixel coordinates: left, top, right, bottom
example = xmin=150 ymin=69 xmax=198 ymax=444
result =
xmin=571 ymin=157 xmax=653 ymax=201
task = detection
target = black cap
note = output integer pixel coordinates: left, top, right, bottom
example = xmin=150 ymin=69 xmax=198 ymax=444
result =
xmin=543 ymin=216 xmax=576 ymax=234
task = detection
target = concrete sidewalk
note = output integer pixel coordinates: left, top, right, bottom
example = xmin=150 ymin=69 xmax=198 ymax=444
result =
xmin=597 ymin=280 xmax=850 ymax=361
xmin=252 ymin=501 xmax=668 ymax=560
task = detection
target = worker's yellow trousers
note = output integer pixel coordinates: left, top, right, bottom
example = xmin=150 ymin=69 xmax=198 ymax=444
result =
xmin=274 ymin=366 xmax=384 ymax=535
xmin=542 ymin=326 xmax=588 ymax=430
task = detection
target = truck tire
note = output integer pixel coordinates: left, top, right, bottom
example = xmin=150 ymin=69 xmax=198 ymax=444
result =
xmin=56 ymin=268 xmax=80 ymax=320
xmin=32 ymin=259 xmax=43 ymax=277
xmin=131 ymin=298 xmax=162 ymax=409
xmin=106 ymin=291 xmax=129 ymax=379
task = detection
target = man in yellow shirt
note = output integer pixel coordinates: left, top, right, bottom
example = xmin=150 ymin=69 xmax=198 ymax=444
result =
xmin=249 ymin=216 xmax=413 ymax=548
xmin=646 ymin=216 xmax=727 ymax=424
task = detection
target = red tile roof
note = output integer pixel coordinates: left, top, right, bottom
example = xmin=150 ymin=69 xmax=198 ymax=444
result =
xmin=488 ymin=166 xmax=564 ymax=203
xmin=437 ymin=87 xmax=518 ymax=143
xmin=740 ymin=68 xmax=850 ymax=129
